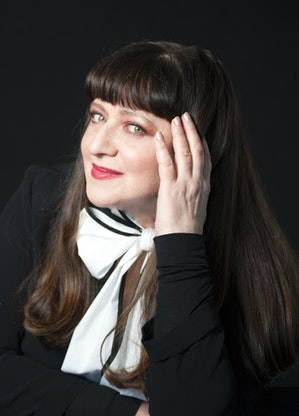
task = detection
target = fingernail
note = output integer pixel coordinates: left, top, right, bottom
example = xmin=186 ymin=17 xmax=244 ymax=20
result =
xmin=183 ymin=112 xmax=191 ymax=122
xmin=173 ymin=116 xmax=181 ymax=126
xmin=155 ymin=131 xmax=163 ymax=141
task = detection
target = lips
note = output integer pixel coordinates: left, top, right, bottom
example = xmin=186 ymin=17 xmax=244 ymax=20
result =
xmin=91 ymin=163 xmax=123 ymax=180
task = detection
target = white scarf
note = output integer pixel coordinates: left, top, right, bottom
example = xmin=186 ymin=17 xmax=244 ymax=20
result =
xmin=61 ymin=206 xmax=155 ymax=400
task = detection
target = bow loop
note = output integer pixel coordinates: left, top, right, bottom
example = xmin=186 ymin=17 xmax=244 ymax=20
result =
xmin=76 ymin=207 xmax=154 ymax=279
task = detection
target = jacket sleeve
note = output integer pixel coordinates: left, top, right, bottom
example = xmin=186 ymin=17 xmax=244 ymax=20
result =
xmin=142 ymin=234 xmax=259 ymax=416
xmin=0 ymin=165 xmax=141 ymax=416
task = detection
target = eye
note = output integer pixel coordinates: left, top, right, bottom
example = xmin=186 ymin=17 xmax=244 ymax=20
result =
xmin=127 ymin=124 xmax=146 ymax=135
xmin=90 ymin=112 xmax=106 ymax=124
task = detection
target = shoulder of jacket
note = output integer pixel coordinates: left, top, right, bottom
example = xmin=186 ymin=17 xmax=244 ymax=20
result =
xmin=24 ymin=162 xmax=73 ymax=180
xmin=21 ymin=162 xmax=74 ymax=209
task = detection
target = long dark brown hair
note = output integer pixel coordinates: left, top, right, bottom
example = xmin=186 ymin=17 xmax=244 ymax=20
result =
xmin=23 ymin=41 xmax=299 ymax=392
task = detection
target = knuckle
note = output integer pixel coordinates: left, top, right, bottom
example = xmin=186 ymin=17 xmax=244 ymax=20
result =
xmin=183 ymin=150 xmax=192 ymax=158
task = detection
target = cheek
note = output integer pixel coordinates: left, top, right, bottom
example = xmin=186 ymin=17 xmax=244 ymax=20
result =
xmin=136 ymin=156 xmax=160 ymax=195
xmin=129 ymin=150 xmax=159 ymax=179
xmin=80 ymin=135 xmax=94 ymax=171
xmin=80 ymin=134 xmax=89 ymax=158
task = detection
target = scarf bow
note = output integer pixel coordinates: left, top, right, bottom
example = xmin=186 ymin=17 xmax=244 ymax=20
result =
xmin=61 ymin=207 xmax=155 ymax=401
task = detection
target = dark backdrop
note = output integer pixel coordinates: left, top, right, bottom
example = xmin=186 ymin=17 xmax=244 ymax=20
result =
xmin=1 ymin=0 xmax=298 ymax=253
xmin=1 ymin=0 xmax=299 ymax=404
xmin=1 ymin=1 xmax=298 ymax=254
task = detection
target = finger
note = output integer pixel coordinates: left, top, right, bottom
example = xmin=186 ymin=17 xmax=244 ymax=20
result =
xmin=201 ymin=138 xmax=212 ymax=180
xmin=171 ymin=116 xmax=193 ymax=178
xmin=181 ymin=112 xmax=205 ymax=178
xmin=155 ymin=131 xmax=176 ymax=183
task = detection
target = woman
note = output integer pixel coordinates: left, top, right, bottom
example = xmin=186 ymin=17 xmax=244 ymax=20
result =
xmin=0 ymin=41 xmax=298 ymax=415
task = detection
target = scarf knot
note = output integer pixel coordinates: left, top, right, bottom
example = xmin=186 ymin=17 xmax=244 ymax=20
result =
xmin=76 ymin=206 xmax=155 ymax=279
xmin=140 ymin=227 xmax=155 ymax=251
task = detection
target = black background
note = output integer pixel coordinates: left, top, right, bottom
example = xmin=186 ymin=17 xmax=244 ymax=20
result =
xmin=1 ymin=0 xmax=298 ymax=253
xmin=1 ymin=0 xmax=299 ymax=405
xmin=1 ymin=0 xmax=298 ymax=256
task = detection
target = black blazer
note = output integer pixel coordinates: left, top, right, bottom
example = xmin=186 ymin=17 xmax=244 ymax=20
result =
xmin=0 ymin=164 xmax=259 ymax=415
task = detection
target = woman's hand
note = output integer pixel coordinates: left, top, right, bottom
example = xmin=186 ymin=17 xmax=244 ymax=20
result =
xmin=135 ymin=402 xmax=150 ymax=415
xmin=154 ymin=112 xmax=211 ymax=236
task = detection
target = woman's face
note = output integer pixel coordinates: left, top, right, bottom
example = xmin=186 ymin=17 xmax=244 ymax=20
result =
xmin=81 ymin=99 xmax=172 ymax=228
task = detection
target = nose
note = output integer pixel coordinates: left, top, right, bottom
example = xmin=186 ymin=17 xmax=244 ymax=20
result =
xmin=87 ymin=123 xmax=118 ymax=157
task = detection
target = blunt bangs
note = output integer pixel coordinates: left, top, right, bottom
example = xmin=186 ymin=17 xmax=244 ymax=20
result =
xmin=85 ymin=43 xmax=189 ymax=121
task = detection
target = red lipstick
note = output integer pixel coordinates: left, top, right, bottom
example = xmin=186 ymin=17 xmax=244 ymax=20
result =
xmin=91 ymin=163 xmax=123 ymax=180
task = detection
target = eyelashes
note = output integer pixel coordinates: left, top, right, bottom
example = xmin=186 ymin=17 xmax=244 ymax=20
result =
xmin=126 ymin=124 xmax=146 ymax=135
xmin=89 ymin=111 xmax=105 ymax=123
xmin=89 ymin=111 xmax=148 ymax=136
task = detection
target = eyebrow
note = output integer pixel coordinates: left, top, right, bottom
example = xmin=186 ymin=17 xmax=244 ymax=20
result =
xmin=120 ymin=109 xmax=157 ymax=129
xmin=90 ymin=102 xmax=105 ymax=111
xmin=119 ymin=109 xmax=155 ymax=126
xmin=91 ymin=102 xmax=135 ymax=113
xmin=119 ymin=108 xmax=138 ymax=116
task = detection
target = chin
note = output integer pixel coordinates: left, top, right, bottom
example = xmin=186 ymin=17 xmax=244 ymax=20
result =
xmin=87 ymin=198 xmax=112 ymax=208
xmin=85 ymin=186 xmax=116 ymax=208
